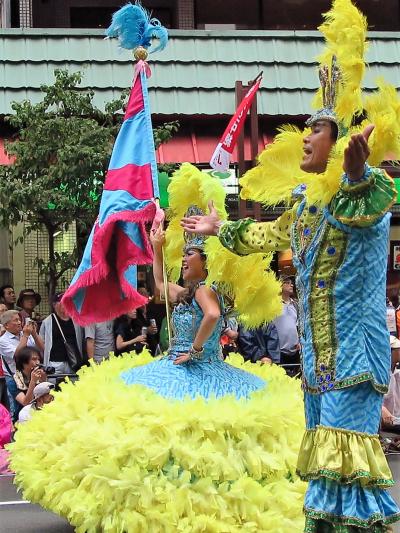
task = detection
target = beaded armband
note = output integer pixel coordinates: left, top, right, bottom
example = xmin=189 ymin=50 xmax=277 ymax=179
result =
xmin=188 ymin=345 xmax=204 ymax=361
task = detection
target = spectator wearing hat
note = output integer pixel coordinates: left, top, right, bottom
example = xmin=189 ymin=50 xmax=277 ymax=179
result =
xmin=18 ymin=381 xmax=54 ymax=424
xmin=17 ymin=289 xmax=43 ymax=327
xmin=0 ymin=310 xmax=44 ymax=421
xmin=272 ymin=276 xmax=300 ymax=366
xmin=0 ymin=285 xmax=16 ymax=310
xmin=39 ymin=292 xmax=84 ymax=374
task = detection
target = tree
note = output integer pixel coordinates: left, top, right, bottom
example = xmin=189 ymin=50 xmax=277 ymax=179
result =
xmin=0 ymin=69 xmax=178 ymax=301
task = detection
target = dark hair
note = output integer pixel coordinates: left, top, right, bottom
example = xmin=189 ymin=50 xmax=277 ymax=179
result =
xmin=16 ymin=346 xmax=42 ymax=371
xmin=0 ymin=285 xmax=13 ymax=299
xmin=330 ymin=122 xmax=339 ymax=141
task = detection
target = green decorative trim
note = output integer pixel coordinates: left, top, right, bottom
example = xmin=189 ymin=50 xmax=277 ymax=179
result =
xmin=309 ymin=424 xmax=379 ymax=438
xmin=304 ymin=515 xmax=399 ymax=532
xmin=331 ymin=167 xmax=397 ymax=227
xmin=292 ymin=202 xmax=324 ymax=262
xmin=305 ymin=507 xmax=400 ymax=529
xmin=334 ymin=373 xmax=389 ymax=394
xmin=340 ymin=179 xmax=372 ymax=194
xmin=297 ymin=467 xmax=394 ymax=487
xmin=218 ymin=218 xmax=254 ymax=255
xmin=303 ymin=373 xmax=389 ymax=395
xmin=309 ymin=223 xmax=348 ymax=389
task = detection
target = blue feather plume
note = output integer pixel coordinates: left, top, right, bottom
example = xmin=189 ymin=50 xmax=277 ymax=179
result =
xmin=106 ymin=2 xmax=168 ymax=53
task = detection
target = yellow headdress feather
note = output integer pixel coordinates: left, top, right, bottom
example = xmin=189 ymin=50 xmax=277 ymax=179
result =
xmin=165 ymin=163 xmax=282 ymax=327
xmin=240 ymin=0 xmax=400 ymax=210
xmin=313 ymin=0 xmax=367 ymax=129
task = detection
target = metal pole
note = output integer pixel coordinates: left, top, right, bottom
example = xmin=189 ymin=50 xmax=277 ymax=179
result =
xmin=161 ymin=245 xmax=172 ymax=343
xmin=235 ymin=80 xmax=247 ymax=219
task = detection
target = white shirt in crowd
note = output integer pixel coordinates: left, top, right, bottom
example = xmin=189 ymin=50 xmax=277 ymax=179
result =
xmin=0 ymin=331 xmax=35 ymax=376
xmin=18 ymin=403 xmax=35 ymax=423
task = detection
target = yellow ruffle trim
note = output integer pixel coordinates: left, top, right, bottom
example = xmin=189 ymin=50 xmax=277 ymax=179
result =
xmin=8 ymin=351 xmax=307 ymax=533
xmin=296 ymin=425 xmax=393 ymax=487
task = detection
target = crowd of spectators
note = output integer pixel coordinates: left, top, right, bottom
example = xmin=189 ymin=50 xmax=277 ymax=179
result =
xmin=0 ymin=283 xmax=163 ymax=425
xmin=1 ymin=277 xmax=399 ymax=452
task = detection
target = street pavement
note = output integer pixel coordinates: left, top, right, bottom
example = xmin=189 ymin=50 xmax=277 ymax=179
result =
xmin=1 ymin=457 xmax=400 ymax=532
xmin=0 ymin=474 xmax=73 ymax=533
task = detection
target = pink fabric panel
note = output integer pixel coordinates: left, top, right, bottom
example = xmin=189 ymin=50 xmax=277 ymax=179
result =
xmin=124 ymin=79 xmax=144 ymax=120
xmin=104 ymin=164 xmax=154 ymax=200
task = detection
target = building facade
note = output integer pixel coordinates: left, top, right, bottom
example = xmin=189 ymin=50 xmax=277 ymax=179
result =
xmin=1 ymin=1 xmax=400 ymax=304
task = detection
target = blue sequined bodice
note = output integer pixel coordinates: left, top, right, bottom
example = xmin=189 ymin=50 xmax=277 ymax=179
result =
xmin=168 ymin=295 xmax=224 ymax=362
xmin=121 ymin=285 xmax=265 ymax=399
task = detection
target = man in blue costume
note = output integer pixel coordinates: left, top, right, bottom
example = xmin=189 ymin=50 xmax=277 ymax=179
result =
xmin=181 ymin=1 xmax=400 ymax=529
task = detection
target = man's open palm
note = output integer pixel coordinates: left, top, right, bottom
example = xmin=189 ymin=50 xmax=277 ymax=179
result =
xmin=343 ymin=124 xmax=374 ymax=181
xmin=181 ymin=201 xmax=222 ymax=236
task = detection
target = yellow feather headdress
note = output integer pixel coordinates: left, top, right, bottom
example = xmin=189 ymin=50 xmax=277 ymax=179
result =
xmin=240 ymin=0 xmax=400 ymax=209
xmin=165 ymin=163 xmax=282 ymax=327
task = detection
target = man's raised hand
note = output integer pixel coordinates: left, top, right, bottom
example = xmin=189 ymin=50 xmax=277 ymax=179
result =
xmin=343 ymin=124 xmax=374 ymax=182
xmin=181 ymin=201 xmax=222 ymax=236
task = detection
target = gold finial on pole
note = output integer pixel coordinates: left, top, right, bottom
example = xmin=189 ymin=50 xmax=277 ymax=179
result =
xmin=134 ymin=46 xmax=148 ymax=61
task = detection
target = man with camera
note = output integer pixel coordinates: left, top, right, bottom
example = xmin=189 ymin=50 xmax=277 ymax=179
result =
xmin=0 ymin=310 xmax=44 ymax=421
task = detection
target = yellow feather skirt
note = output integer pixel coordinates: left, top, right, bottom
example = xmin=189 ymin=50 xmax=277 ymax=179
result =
xmin=8 ymin=351 xmax=306 ymax=533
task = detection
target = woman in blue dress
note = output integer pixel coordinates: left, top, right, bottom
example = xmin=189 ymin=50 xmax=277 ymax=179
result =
xmin=122 ymin=223 xmax=265 ymax=400
xmin=8 ymin=200 xmax=306 ymax=532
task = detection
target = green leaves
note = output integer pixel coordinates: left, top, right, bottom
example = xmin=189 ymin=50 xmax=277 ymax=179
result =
xmin=0 ymin=68 xmax=178 ymax=299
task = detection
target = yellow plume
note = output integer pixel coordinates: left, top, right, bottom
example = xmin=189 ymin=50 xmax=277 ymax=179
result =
xmin=165 ymin=163 xmax=282 ymax=327
xmin=364 ymin=80 xmax=400 ymax=166
xmin=239 ymin=125 xmax=308 ymax=206
xmin=205 ymin=238 xmax=282 ymax=328
xmin=313 ymin=0 xmax=367 ymax=128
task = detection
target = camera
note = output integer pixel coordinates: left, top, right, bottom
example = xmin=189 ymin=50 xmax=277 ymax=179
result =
xmin=37 ymin=364 xmax=56 ymax=375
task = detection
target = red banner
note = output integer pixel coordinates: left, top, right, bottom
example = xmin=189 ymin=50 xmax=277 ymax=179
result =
xmin=210 ymin=76 xmax=262 ymax=172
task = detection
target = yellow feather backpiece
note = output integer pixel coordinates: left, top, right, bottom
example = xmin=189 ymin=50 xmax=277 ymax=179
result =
xmin=165 ymin=163 xmax=282 ymax=327
xmin=240 ymin=0 xmax=400 ymax=211
xmin=239 ymin=125 xmax=307 ymax=206
xmin=165 ymin=163 xmax=227 ymax=281
xmin=205 ymin=238 xmax=283 ymax=328
xmin=313 ymin=0 xmax=367 ymax=128
xmin=364 ymin=80 xmax=400 ymax=166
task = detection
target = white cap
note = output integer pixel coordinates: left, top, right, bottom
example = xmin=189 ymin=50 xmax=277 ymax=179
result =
xmin=31 ymin=382 xmax=54 ymax=402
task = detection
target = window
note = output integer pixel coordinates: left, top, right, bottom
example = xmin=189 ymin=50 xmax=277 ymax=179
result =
xmin=70 ymin=5 xmax=173 ymax=29
xmin=196 ymin=0 xmax=260 ymax=29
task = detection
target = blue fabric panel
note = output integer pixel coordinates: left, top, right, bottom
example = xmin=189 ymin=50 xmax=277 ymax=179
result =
xmin=108 ymin=110 xmax=153 ymax=170
xmin=123 ymin=264 xmax=137 ymax=289
xmin=98 ymin=190 xmax=151 ymax=225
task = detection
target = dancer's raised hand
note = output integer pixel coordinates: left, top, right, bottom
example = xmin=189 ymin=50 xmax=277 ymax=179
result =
xmin=150 ymin=224 xmax=165 ymax=249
